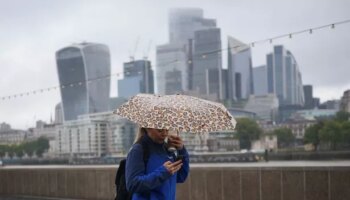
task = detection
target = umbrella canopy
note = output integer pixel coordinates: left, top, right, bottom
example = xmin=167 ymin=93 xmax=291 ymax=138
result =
xmin=113 ymin=94 xmax=236 ymax=133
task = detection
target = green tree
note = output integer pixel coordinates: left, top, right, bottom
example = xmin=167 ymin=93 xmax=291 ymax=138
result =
xmin=0 ymin=137 xmax=50 ymax=158
xmin=304 ymin=121 xmax=324 ymax=150
xmin=273 ymin=128 xmax=295 ymax=148
xmin=335 ymin=111 xmax=350 ymax=122
xmin=0 ymin=145 xmax=6 ymax=158
xmin=22 ymin=141 xmax=35 ymax=157
xmin=8 ymin=150 xmax=14 ymax=158
xmin=341 ymin=121 xmax=350 ymax=148
xmin=319 ymin=121 xmax=343 ymax=150
xmin=14 ymin=145 xmax=24 ymax=158
xmin=235 ymin=118 xmax=262 ymax=150
xmin=35 ymin=137 xmax=49 ymax=157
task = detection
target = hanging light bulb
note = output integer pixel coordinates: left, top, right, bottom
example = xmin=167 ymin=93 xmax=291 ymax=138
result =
xmin=289 ymin=34 xmax=292 ymax=39
xmin=309 ymin=29 xmax=313 ymax=34
xmin=202 ymin=54 xmax=207 ymax=59
xmin=251 ymin=42 xmax=255 ymax=47
xmin=331 ymin=24 xmax=335 ymax=29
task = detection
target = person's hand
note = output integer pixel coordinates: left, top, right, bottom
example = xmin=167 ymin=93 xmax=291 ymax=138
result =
xmin=163 ymin=160 xmax=183 ymax=175
xmin=168 ymin=135 xmax=184 ymax=150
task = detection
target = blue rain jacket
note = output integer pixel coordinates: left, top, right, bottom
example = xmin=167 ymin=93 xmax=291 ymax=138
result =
xmin=125 ymin=134 xmax=190 ymax=200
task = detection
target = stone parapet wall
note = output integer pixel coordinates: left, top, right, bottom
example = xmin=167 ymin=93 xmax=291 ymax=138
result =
xmin=1 ymin=166 xmax=350 ymax=200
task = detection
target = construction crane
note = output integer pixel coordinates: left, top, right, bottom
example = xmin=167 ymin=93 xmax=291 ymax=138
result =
xmin=129 ymin=36 xmax=140 ymax=61
xmin=143 ymin=40 xmax=153 ymax=60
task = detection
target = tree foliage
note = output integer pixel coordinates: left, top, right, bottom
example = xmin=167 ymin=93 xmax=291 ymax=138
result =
xmin=235 ymin=118 xmax=262 ymax=150
xmin=273 ymin=128 xmax=295 ymax=148
xmin=304 ymin=111 xmax=350 ymax=151
xmin=319 ymin=121 xmax=342 ymax=150
xmin=335 ymin=111 xmax=350 ymax=122
xmin=304 ymin=121 xmax=324 ymax=150
xmin=0 ymin=137 xmax=49 ymax=158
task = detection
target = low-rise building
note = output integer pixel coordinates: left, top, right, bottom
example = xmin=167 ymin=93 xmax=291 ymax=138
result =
xmin=54 ymin=111 xmax=137 ymax=158
xmin=252 ymin=134 xmax=278 ymax=151
xmin=0 ymin=123 xmax=27 ymax=145
xmin=340 ymin=90 xmax=350 ymax=113
xmin=207 ymin=131 xmax=239 ymax=152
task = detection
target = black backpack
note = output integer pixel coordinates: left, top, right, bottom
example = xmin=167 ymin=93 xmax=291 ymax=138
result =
xmin=115 ymin=140 xmax=149 ymax=200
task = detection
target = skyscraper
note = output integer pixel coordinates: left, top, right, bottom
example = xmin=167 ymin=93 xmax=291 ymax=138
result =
xmin=253 ymin=65 xmax=268 ymax=96
xmin=54 ymin=103 xmax=63 ymax=124
xmin=267 ymin=53 xmax=274 ymax=94
xmin=192 ymin=28 xmax=222 ymax=99
xmin=267 ymin=45 xmax=304 ymax=106
xmin=56 ymin=42 xmax=111 ymax=121
xmin=303 ymin=85 xmax=314 ymax=109
xmin=168 ymin=8 xmax=216 ymax=43
xmin=156 ymin=8 xmax=221 ymax=99
xmin=118 ymin=59 xmax=154 ymax=98
xmin=156 ymin=43 xmax=188 ymax=95
xmin=285 ymin=51 xmax=304 ymax=105
xmin=227 ymin=36 xmax=254 ymax=100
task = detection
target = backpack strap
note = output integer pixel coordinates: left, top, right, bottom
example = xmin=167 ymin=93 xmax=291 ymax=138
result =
xmin=115 ymin=159 xmax=126 ymax=186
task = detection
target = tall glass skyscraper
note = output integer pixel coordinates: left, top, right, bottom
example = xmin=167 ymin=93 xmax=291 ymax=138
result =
xmin=156 ymin=8 xmax=220 ymax=98
xmin=267 ymin=45 xmax=304 ymax=106
xmin=253 ymin=65 xmax=268 ymax=96
xmin=303 ymin=85 xmax=314 ymax=109
xmin=118 ymin=59 xmax=154 ymax=98
xmin=168 ymin=8 xmax=216 ymax=43
xmin=227 ymin=36 xmax=254 ymax=100
xmin=192 ymin=28 xmax=222 ymax=99
xmin=56 ymin=42 xmax=111 ymax=121
xmin=156 ymin=43 xmax=188 ymax=95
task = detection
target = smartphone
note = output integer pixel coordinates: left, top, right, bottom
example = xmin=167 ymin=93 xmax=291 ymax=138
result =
xmin=175 ymin=155 xmax=184 ymax=162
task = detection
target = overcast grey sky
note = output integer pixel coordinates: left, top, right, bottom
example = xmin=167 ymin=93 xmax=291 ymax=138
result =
xmin=1 ymin=0 xmax=350 ymax=129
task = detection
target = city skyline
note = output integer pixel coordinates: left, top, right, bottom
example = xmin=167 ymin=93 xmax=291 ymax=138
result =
xmin=1 ymin=0 xmax=350 ymax=129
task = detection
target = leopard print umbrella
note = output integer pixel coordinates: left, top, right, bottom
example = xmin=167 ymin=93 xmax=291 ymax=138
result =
xmin=113 ymin=94 xmax=236 ymax=133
